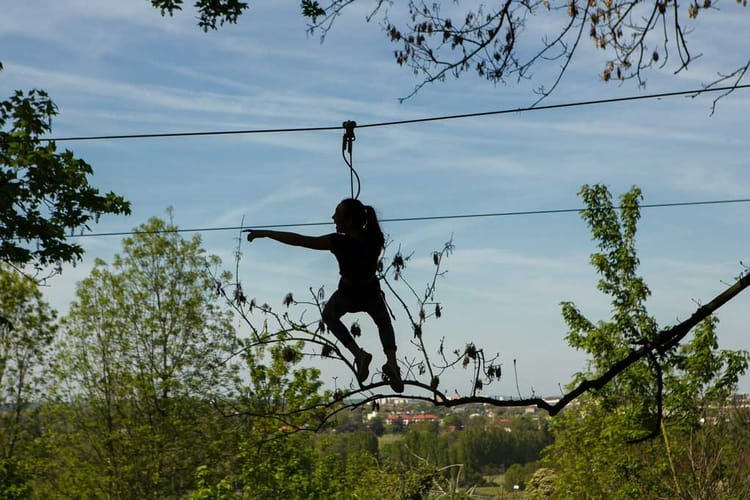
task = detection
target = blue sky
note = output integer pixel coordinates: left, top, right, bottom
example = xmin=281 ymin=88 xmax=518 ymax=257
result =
xmin=2 ymin=1 xmax=749 ymax=397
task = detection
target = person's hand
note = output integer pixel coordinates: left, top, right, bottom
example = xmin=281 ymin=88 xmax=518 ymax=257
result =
xmin=243 ymin=229 xmax=260 ymax=242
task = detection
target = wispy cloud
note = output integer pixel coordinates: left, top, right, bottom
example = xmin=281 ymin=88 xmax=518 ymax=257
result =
xmin=209 ymin=184 xmax=330 ymax=227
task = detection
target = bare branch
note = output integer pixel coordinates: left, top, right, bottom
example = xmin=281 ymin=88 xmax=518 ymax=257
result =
xmin=704 ymin=57 xmax=750 ymax=114
xmin=532 ymin=1 xmax=590 ymax=104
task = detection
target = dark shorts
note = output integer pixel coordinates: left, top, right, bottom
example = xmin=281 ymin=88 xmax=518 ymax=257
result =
xmin=323 ymin=279 xmax=395 ymax=350
xmin=329 ymin=279 xmax=383 ymax=313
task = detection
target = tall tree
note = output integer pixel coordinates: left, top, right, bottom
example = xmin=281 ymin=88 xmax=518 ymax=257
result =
xmin=149 ymin=1 xmax=749 ymax=102
xmin=0 ymin=265 xmax=56 ymax=498
xmin=0 ymin=64 xmax=130 ymax=275
xmin=542 ymin=185 xmax=750 ymax=498
xmin=43 ymin=215 xmax=238 ymax=499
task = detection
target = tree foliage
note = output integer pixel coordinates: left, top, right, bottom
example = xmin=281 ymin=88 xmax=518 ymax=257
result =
xmin=201 ymin=341 xmax=443 ymax=498
xmin=150 ymin=0 xmax=249 ymax=31
xmin=146 ymin=1 xmax=749 ymax=101
xmin=560 ymin=185 xmax=748 ymax=435
xmin=546 ymin=397 xmax=750 ymax=497
xmin=542 ymin=185 xmax=750 ymax=497
xmin=562 ymin=185 xmax=660 ymax=414
xmin=0 ymin=265 xmax=56 ymax=498
xmin=226 ymin=424 xmax=438 ymax=499
xmin=0 ymin=67 xmax=130 ymax=273
xmin=43 ymin=216 xmax=239 ymax=498
xmin=380 ymin=414 xmax=551 ymax=487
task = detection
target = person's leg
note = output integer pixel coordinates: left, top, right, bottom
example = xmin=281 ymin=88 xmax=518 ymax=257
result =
xmin=367 ymin=293 xmax=403 ymax=393
xmin=367 ymin=294 xmax=396 ymax=355
xmin=322 ymin=290 xmax=356 ymax=351
xmin=322 ymin=290 xmax=371 ymax=383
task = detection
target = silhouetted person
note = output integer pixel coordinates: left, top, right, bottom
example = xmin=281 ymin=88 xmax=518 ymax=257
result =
xmin=244 ymin=198 xmax=404 ymax=393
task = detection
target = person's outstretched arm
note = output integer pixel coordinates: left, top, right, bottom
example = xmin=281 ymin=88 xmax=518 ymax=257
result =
xmin=244 ymin=229 xmax=333 ymax=251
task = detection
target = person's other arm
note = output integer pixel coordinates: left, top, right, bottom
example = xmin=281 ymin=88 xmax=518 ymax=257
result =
xmin=243 ymin=229 xmax=333 ymax=251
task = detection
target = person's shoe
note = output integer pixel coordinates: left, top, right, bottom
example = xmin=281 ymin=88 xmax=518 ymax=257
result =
xmin=354 ymin=350 xmax=372 ymax=383
xmin=382 ymin=362 xmax=404 ymax=393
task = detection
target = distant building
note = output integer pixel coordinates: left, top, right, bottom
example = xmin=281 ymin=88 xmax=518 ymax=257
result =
xmin=386 ymin=413 xmax=439 ymax=426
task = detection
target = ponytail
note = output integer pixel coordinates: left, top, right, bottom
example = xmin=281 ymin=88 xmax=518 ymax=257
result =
xmin=363 ymin=205 xmax=385 ymax=250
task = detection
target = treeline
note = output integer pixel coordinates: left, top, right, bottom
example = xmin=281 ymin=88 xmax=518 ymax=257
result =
xmin=379 ymin=416 xmax=551 ymax=486
xmin=2 ymin=401 xmax=549 ymax=498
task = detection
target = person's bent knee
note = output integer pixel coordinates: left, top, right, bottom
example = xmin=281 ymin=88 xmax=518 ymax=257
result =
xmin=322 ymin=303 xmax=341 ymax=324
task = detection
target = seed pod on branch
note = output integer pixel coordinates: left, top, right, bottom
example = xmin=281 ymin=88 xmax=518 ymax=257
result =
xmin=392 ymin=253 xmax=405 ymax=271
xmin=568 ymin=1 xmax=579 ymax=18
xmin=234 ymin=286 xmax=246 ymax=305
xmin=351 ymin=322 xmax=361 ymax=337
xmin=488 ymin=364 xmax=502 ymax=380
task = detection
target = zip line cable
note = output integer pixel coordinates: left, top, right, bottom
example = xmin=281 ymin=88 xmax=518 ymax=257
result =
xmin=39 ymin=84 xmax=750 ymax=142
xmin=14 ymin=84 xmax=749 ymax=240
xmin=64 ymin=197 xmax=750 ymax=239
